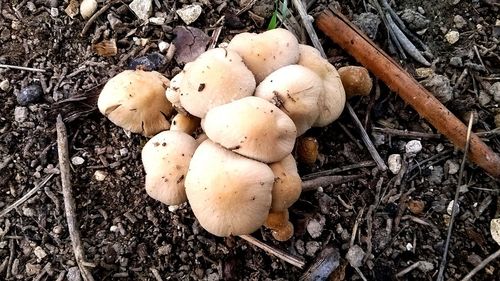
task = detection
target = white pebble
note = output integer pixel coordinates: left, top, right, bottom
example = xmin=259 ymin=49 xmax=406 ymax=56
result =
xmin=80 ymin=0 xmax=98 ymax=20
xmin=34 ymin=246 xmax=47 ymax=259
xmin=94 ymin=170 xmax=107 ymax=181
xmin=447 ymin=200 xmax=459 ymax=216
xmin=168 ymin=205 xmax=179 ymax=212
xmin=405 ymin=140 xmax=422 ymax=154
xmin=406 ymin=242 xmax=413 ymax=251
xmin=110 ymin=225 xmax=118 ymax=232
xmin=388 ymin=154 xmax=402 ymax=174
xmin=445 ymin=31 xmax=460 ymax=44
xmin=158 ymin=41 xmax=169 ymax=53
xmin=50 ymin=7 xmax=59 ymax=17
xmin=71 ymin=156 xmax=85 ymax=165
xmin=176 ymin=4 xmax=202 ymax=25
xmin=149 ymin=17 xmax=166 ymax=25
xmin=0 ymin=80 xmax=10 ymax=91
xmin=119 ymin=148 xmax=129 ymax=156
xmin=445 ymin=160 xmax=459 ymax=175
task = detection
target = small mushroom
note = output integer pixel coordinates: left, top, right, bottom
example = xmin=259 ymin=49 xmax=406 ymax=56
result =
xmin=296 ymin=136 xmax=319 ymax=165
xmin=142 ymin=130 xmax=197 ymax=205
xmin=170 ymin=113 xmax=200 ymax=135
xmin=97 ymin=69 xmax=173 ymax=136
xmin=178 ymin=48 xmax=256 ymax=118
xmin=298 ymin=44 xmax=346 ymax=127
xmin=185 ymin=140 xmax=274 ymax=236
xmin=202 ymin=96 xmax=297 ymax=163
xmin=338 ymin=66 xmax=373 ymax=98
xmin=165 ymin=71 xmax=185 ymax=113
xmin=228 ymin=28 xmax=300 ymax=83
xmin=255 ymin=64 xmax=323 ymax=136
xmin=264 ymin=154 xmax=302 ymax=241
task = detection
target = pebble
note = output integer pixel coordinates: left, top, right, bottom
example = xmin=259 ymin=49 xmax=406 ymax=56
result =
xmin=436 ymin=143 xmax=445 ymax=152
xmin=149 ymin=17 xmax=166 ymax=25
xmin=14 ymin=106 xmax=29 ymax=123
xmin=491 ymin=218 xmax=500 ymax=246
xmin=119 ymin=148 xmax=129 ymax=156
xmin=400 ymin=9 xmax=429 ymax=30
xmin=53 ymin=225 xmax=63 ymax=234
xmin=158 ymin=41 xmax=169 ymax=53
xmin=25 ymin=263 xmax=41 ymax=276
xmin=158 ymin=245 xmax=172 ymax=255
xmin=34 ymin=246 xmax=47 ymax=259
xmin=26 ymin=2 xmax=36 ymax=12
xmin=168 ymin=205 xmax=179 ymax=212
xmin=67 ymin=266 xmax=82 ymax=281
xmin=445 ymin=30 xmax=460 ymax=44
xmin=80 ymin=0 xmax=98 ymax=20
xmin=176 ymin=4 xmax=202 ymax=25
xmin=478 ymin=90 xmax=491 ymax=106
xmin=388 ymin=154 xmax=402 ymax=174
xmin=419 ymin=261 xmax=434 ymax=273
xmin=305 ymin=241 xmax=321 ymax=257
xmin=206 ymin=273 xmax=219 ymax=281
xmin=444 ymin=159 xmax=459 ymax=175
xmin=420 ymin=74 xmax=453 ymax=103
xmin=18 ymin=84 xmax=43 ymax=105
xmin=454 ymin=15 xmax=467 ymax=29
xmin=307 ymin=215 xmax=325 ymax=238
xmin=0 ymin=79 xmax=9 ymax=91
xmin=50 ymin=7 xmax=59 ymax=17
xmin=107 ymin=13 xmax=123 ymax=30
xmin=129 ymin=0 xmax=153 ymax=21
xmin=94 ymin=170 xmax=107 ymax=181
xmin=415 ymin=67 xmax=434 ymax=79
xmin=71 ymin=156 xmax=85 ymax=165
xmin=429 ymin=166 xmax=443 ymax=184
xmin=295 ymin=240 xmax=305 ymax=255
xmin=352 ymin=12 xmax=381 ymax=39
xmin=449 ymin=56 xmax=462 ymax=67
xmin=447 ymin=200 xmax=460 ymax=216
xmin=405 ymin=140 xmax=422 ymax=154
xmin=346 ymin=244 xmax=365 ymax=268
xmin=490 ymin=82 xmax=500 ymax=103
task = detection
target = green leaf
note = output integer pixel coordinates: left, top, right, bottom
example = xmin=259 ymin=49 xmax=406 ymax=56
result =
xmin=267 ymin=10 xmax=278 ymax=30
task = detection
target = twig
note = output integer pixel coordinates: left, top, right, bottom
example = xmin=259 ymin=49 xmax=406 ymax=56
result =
xmin=395 ymin=261 xmax=422 ymax=277
xmin=302 ymin=174 xmax=363 ymax=192
xmin=436 ymin=114 xmax=474 ymax=281
xmin=0 ymin=174 xmax=54 ymax=218
xmin=301 ymin=161 xmax=375 ymax=180
xmin=239 ymin=235 xmax=305 ymax=268
xmin=80 ymin=0 xmax=118 ymax=37
xmin=346 ymin=103 xmax=388 ymax=171
xmin=350 ymin=207 xmax=365 ymax=247
xmin=372 ymin=127 xmax=441 ymax=139
xmin=150 ymin=268 xmax=163 ymax=281
xmin=354 ymin=266 xmax=369 ymax=281
xmin=461 ymin=248 xmax=500 ymax=281
xmin=0 ymin=63 xmax=46 ymax=72
xmin=56 ymin=115 xmax=95 ymax=281
xmin=316 ymin=8 xmax=500 ymax=178
xmin=338 ymin=122 xmax=364 ymax=149
xmin=291 ymin=0 xmax=325 ymax=57
xmin=6 ymin=239 xmax=14 ymax=279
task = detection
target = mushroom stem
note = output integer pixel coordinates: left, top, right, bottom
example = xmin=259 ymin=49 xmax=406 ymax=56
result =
xmin=264 ymin=210 xmax=294 ymax=241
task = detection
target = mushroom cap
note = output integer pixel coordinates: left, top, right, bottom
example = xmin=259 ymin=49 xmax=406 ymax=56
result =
xmin=178 ymin=48 xmax=256 ymax=118
xmin=98 ymin=70 xmax=173 ymax=136
xmin=170 ymin=112 xmax=200 ymax=135
xmin=202 ymin=96 xmax=297 ymax=163
xmin=142 ymin=130 xmax=197 ymax=205
xmin=165 ymin=71 xmax=185 ymax=112
xmin=296 ymin=136 xmax=319 ymax=165
xmin=185 ymin=140 xmax=274 ymax=236
xmin=338 ymin=66 xmax=373 ymax=97
xmin=255 ymin=64 xmax=322 ymax=136
xmin=297 ymin=44 xmax=346 ymax=127
xmin=228 ymin=28 xmax=300 ymax=83
xmin=269 ymin=154 xmax=302 ymax=212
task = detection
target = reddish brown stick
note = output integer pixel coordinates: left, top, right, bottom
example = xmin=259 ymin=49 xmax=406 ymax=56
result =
xmin=316 ymin=8 xmax=500 ymax=178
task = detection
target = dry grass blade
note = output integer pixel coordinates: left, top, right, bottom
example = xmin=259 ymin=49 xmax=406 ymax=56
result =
xmin=239 ymin=235 xmax=305 ymax=268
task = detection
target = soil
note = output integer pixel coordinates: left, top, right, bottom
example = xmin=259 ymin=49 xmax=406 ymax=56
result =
xmin=1 ymin=0 xmax=499 ymax=280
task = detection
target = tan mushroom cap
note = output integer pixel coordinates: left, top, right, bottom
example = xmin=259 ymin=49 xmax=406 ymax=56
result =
xmin=338 ymin=66 xmax=373 ymax=98
xmin=178 ymin=48 xmax=256 ymax=118
xmin=255 ymin=65 xmax=322 ymax=136
xmin=185 ymin=140 xmax=274 ymax=236
xmin=142 ymin=130 xmax=197 ymax=205
xmin=228 ymin=28 xmax=300 ymax=83
xmin=202 ymin=96 xmax=297 ymax=163
xmin=298 ymin=44 xmax=346 ymax=127
xmin=98 ymin=70 xmax=173 ymax=136
xmin=269 ymin=154 xmax=302 ymax=212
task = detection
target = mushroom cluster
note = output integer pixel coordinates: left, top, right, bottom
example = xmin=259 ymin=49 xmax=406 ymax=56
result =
xmin=97 ymin=28 xmax=348 ymax=241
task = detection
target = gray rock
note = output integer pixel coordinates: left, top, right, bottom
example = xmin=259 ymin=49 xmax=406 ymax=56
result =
xmin=14 ymin=107 xmax=29 ymax=123
xmin=352 ymin=12 xmax=381 ymax=39
xmin=444 ymin=160 xmax=459 ymax=175
xmin=26 ymin=2 xmax=36 ymax=12
xmin=388 ymin=154 xmax=402 ymax=174
xmin=305 ymin=241 xmax=321 ymax=257
xmin=18 ymin=84 xmax=43 ymax=105
xmin=401 ymin=9 xmax=430 ymax=30
xmin=429 ymin=166 xmax=443 ymax=184
xmin=346 ymin=244 xmax=365 ymax=268
xmin=176 ymin=4 xmax=202 ymax=25
xmin=454 ymin=15 xmax=467 ymax=29
xmin=295 ymin=240 xmax=305 ymax=255
xmin=405 ymin=140 xmax=422 ymax=154
xmin=490 ymin=82 xmax=500 ymax=103
xmin=25 ymin=263 xmax=41 ymax=276
xmin=107 ymin=13 xmax=123 ymax=30
xmin=0 ymin=79 xmax=9 ymax=91
xmin=50 ymin=7 xmax=59 ymax=17
xmin=445 ymin=31 xmax=460 ymax=44
xmin=421 ymin=74 xmax=453 ymax=103
xmin=67 ymin=267 xmax=82 ymax=281
xmin=478 ymin=91 xmax=491 ymax=106
xmin=449 ymin=56 xmax=462 ymax=67
xmin=307 ymin=215 xmax=326 ymax=238
xmin=129 ymin=0 xmax=153 ymax=21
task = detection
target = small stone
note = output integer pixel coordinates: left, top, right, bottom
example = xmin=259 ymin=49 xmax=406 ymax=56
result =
xmin=307 ymin=215 xmax=325 ymax=238
xmin=405 ymin=242 xmax=413 ymax=251
xmin=346 ymin=244 xmax=365 ymax=268
xmin=408 ymin=200 xmax=425 ymax=215
xmin=176 ymin=4 xmax=202 ymax=25
xmin=445 ymin=31 xmax=460 ymax=44
xmin=107 ymin=13 xmax=123 ymax=30
xmin=0 ymin=80 xmax=9 ymax=91
xmin=419 ymin=261 xmax=434 ymax=273
xmin=26 ymin=2 xmax=36 ymax=12
xmin=444 ymin=160 xmax=459 ymax=175
xmin=490 ymin=82 xmax=500 ymax=103
xmin=400 ymin=9 xmax=429 ymax=30
xmin=429 ymin=166 xmax=443 ymax=184
xmin=94 ymin=170 xmax=107 ymax=181
xmin=417 ymin=6 xmax=425 ymax=14
xmin=388 ymin=154 xmax=402 ymax=174
xmin=67 ymin=266 xmax=82 ymax=281
xmin=53 ymin=225 xmax=63 ymax=234
xmin=405 ymin=140 xmax=422 ymax=154
xmin=415 ymin=67 xmax=434 ymax=79
xmin=80 ymin=0 xmax=98 ymax=20
xmin=305 ymin=241 xmax=321 ymax=257
xmin=119 ymin=148 xmax=129 ymax=156
xmin=34 ymin=246 xmax=47 ymax=259
xmin=50 ymin=7 xmax=59 ymax=17
xmin=18 ymin=84 xmax=43 ymax=105
xmin=129 ymin=0 xmax=153 ymax=21
xmin=149 ymin=17 xmax=166 ymax=25
xmin=14 ymin=107 xmax=29 ymax=123
xmin=352 ymin=12 xmax=381 ymax=39
xmin=206 ymin=273 xmax=219 ymax=281
xmin=71 ymin=156 xmax=85 ymax=165
xmin=478 ymin=91 xmax=491 ymax=106
xmin=449 ymin=56 xmax=462 ymax=67
xmin=420 ymin=74 xmax=453 ymax=103
xmin=25 ymin=263 xmax=41 ymax=276
xmin=295 ymin=240 xmax=305 ymax=255
xmin=158 ymin=245 xmax=171 ymax=255
xmin=158 ymin=41 xmax=169 ymax=53
xmin=110 ymin=225 xmax=118 ymax=232
xmin=128 ymin=52 xmax=165 ymax=71
xmin=491 ymin=218 xmax=500 ymax=246
xmin=454 ymin=15 xmax=467 ymax=29
xmin=447 ymin=200 xmax=460 ymax=216
xmin=168 ymin=205 xmax=179 ymax=212
xmin=436 ymin=143 xmax=445 ymax=152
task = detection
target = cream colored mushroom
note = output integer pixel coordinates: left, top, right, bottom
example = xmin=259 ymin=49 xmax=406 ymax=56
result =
xmin=98 ymin=69 xmax=173 ymax=136
xmin=228 ymin=28 xmax=300 ymax=83
xmin=298 ymin=44 xmax=346 ymax=127
xmin=202 ymin=96 xmax=297 ymax=163
xmin=185 ymin=140 xmax=274 ymax=236
xmin=178 ymin=48 xmax=256 ymax=118
xmin=170 ymin=113 xmax=200 ymax=135
xmin=165 ymin=71 xmax=185 ymax=113
xmin=142 ymin=130 xmax=197 ymax=205
xmin=254 ymin=64 xmax=323 ymax=136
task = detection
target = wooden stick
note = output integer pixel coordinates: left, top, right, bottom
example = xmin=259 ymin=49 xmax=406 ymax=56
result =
xmin=239 ymin=235 xmax=305 ymax=268
xmin=316 ymin=8 xmax=500 ymax=178
xmin=56 ymin=115 xmax=95 ymax=281
xmin=0 ymin=64 xmax=46 ymax=72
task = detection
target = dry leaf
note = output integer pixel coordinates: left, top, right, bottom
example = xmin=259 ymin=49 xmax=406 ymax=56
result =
xmin=64 ymin=0 xmax=80 ymax=18
xmin=172 ymin=26 xmax=210 ymax=64
xmin=93 ymin=39 xmax=117 ymax=57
